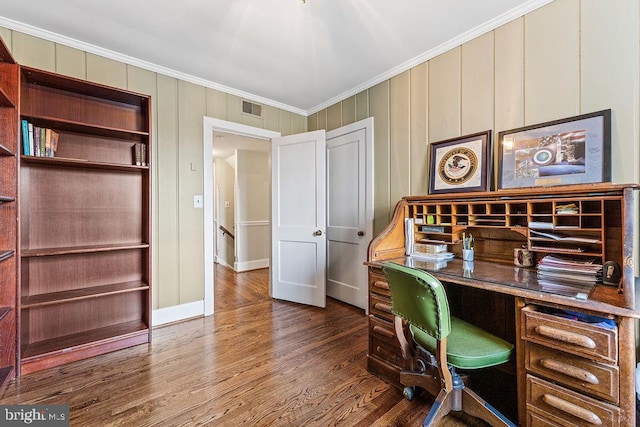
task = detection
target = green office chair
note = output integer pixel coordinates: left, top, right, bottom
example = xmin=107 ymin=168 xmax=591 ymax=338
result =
xmin=382 ymin=262 xmax=516 ymax=427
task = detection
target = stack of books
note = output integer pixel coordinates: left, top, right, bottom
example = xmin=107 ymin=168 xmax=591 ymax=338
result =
xmin=133 ymin=142 xmax=148 ymax=166
xmin=21 ymin=120 xmax=59 ymax=157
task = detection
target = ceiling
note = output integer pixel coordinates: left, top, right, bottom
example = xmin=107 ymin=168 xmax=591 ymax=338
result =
xmin=0 ymin=0 xmax=548 ymax=115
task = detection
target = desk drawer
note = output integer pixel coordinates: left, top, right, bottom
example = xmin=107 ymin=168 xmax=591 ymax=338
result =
xmin=527 ymin=375 xmax=620 ymax=427
xmin=522 ymin=306 xmax=617 ymax=364
xmin=369 ymin=268 xmax=391 ymax=297
xmin=526 ymin=342 xmax=619 ymax=404
xmin=368 ymin=314 xmax=397 ymax=345
xmin=370 ymin=293 xmax=394 ymax=322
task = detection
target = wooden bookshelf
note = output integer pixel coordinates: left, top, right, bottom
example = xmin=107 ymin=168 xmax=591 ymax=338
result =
xmin=18 ymin=66 xmax=152 ymax=375
xmin=0 ymin=36 xmax=18 ymax=394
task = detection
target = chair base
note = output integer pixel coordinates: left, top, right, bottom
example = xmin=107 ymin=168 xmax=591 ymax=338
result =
xmin=421 ymin=371 xmax=516 ymax=427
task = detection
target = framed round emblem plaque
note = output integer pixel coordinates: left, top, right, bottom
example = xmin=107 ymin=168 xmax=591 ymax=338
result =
xmin=429 ymin=130 xmax=492 ymax=194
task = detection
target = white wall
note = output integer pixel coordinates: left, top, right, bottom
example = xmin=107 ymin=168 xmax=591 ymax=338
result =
xmin=235 ymin=150 xmax=270 ymax=271
xmin=214 ymin=157 xmax=235 ymax=268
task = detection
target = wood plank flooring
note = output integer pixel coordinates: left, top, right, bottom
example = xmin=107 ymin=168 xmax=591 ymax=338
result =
xmin=0 ymin=265 xmax=486 ymax=426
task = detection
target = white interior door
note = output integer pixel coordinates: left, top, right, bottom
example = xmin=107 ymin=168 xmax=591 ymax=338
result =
xmin=326 ymin=118 xmax=373 ymax=310
xmin=271 ymin=130 xmax=326 ymax=308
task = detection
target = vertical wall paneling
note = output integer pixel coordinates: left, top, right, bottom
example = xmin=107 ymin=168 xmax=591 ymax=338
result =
xmin=226 ymin=95 xmax=242 ymax=124
xmin=581 ymin=0 xmax=639 ymax=184
xmin=307 ymin=113 xmax=319 ymax=132
xmin=290 ymin=112 xmax=306 ymax=134
xmin=317 ymin=109 xmax=328 ymax=130
xmin=262 ymin=104 xmax=279 ymax=132
xmin=410 ymin=62 xmax=429 ymax=195
xmin=327 ymin=103 xmax=342 ymax=130
xmin=389 ymin=71 xmax=411 ymax=204
xmin=428 ymin=47 xmax=461 ymax=142
xmin=54 ymin=44 xmax=85 ymax=80
xmin=0 ymin=28 xmax=11 ymax=47
xmin=86 ymin=53 xmax=127 ymax=89
xmin=206 ymin=88 xmax=228 ymax=120
xmin=156 ymin=75 xmax=180 ymax=309
xmin=356 ymin=90 xmax=369 ymax=122
xmin=461 ymin=32 xmax=494 ymax=135
xmin=342 ymin=96 xmax=356 ymax=125
xmin=277 ymin=110 xmax=292 ymax=135
xmin=178 ymin=81 xmax=206 ymax=303
xmin=494 ymin=18 xmax=525 ymax=134
xmin=369 ymin=81 xmax=390 ymax=234
xmin=524 ymin=0 xmax=579 ymax=124
xmin=11 ymin=32 xmax=55 ymax=71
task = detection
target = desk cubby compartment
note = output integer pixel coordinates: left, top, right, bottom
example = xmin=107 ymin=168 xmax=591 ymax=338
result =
xmin=468 ymin=203 xmax=507 ymax=227
xmin=452 ymin=203 xmax=469 ymax=225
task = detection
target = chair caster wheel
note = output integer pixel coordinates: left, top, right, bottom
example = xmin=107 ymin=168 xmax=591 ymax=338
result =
xmin=403 ymin=386 xmax=415 ymax=401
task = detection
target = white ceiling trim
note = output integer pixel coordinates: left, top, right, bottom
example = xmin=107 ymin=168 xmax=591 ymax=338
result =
xmin=0 ymin=0 xmax=553 ymax=118
xmin=0 ymin=16 xmax=307 ymax=117
xmin=306 ymin=0 xmax=554 ymax=115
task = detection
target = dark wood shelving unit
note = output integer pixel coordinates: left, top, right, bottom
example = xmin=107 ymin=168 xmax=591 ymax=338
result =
xmin=0 ymin=36 xmax=18 ymax=395
xmin=18 ymin=64 xmax=152 ymax=375
xmin=21 ymin=155 xmax=149 ymax=172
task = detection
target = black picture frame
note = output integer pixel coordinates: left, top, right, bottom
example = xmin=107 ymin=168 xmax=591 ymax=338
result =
xmin=428 ymin=130 xmax=492 ymax=194
xmin=497 ymin=109 xmax=611 ymax=190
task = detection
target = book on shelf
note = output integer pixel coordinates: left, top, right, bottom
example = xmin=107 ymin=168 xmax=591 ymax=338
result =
xmin=27 ymin=122 xmax=33 ymax=156
xmin=132 ymin=143 xmax=148 ymax=166
xmin=34 ymin=126 xmax=40 ymax=157
xmin=21 ymin=119 xmax=28 ymax=155
xmin=20 ymin=120 xmax=58 ymax=157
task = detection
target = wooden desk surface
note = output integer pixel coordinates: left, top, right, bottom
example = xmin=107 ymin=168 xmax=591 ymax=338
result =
xmin=367 ymin=256 xmax=640 ymax=319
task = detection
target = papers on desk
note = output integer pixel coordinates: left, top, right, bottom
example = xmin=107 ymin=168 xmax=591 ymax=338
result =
xmin=530 ymin=230 xmax=601 ymax=244
xmin=536 ymin=255 xmax=602 ymax=298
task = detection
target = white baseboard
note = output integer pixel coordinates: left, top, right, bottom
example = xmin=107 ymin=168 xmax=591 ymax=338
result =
xmin=152 ymin=300 xmax=207 ymax=326
xmin=215 ymin=258 xmax=234 ymax=269
xmin=234 ymin=258 xmax=269 ymax=272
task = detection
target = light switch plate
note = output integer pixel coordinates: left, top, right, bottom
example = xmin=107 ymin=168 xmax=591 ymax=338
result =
xmin=194 ymin=195 xmax=203 ymax=208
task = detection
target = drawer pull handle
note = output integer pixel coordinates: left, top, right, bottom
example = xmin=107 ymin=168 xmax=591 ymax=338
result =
xmin=373 ymin=281 xmax=390 ymax=290
xmin=539 ymin=358 xmax=599 ymax=385
xmin=374 ymin=302 xmax=392 ymax=313
xmin=373 ymin=325 xmax=395 ymax=339
xmin=535 ymin=325 xmax=596 ymax=349
xmin=542 ymin=393 xmax=602 ymax=425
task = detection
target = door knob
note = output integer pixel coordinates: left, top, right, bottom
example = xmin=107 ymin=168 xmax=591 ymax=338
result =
xmin=357 ymin=231 xmax=365 ymax=236
xmin=313 ymin=230 xmax=323 ymax=236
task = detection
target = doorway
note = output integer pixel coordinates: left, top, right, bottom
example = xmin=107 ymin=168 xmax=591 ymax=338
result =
xmin=203 ymin=117 xmax=281 ymax=316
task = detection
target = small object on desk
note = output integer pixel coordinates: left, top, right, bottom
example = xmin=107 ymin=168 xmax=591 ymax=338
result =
xmin=514 ymin=246 xmax=533 ymax=267
xmin=462 ymin=233 xmax=474 ymax=261
xmin=576 ymin=292 xmax=588 ymax=300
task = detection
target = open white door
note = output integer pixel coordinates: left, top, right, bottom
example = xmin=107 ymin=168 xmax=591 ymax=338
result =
xmin=271 ymin=130 xmax=327 ymax=308
xmin=326 ymin=118 xmax=373 ymax=310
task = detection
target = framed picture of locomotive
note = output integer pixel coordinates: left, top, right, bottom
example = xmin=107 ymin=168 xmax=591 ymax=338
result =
xmin=497 ymin=109 xmax=611 ymax=190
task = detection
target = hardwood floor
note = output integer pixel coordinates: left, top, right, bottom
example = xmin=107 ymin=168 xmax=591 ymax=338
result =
xmin=0 ymin=265 xmax=486 ymax=426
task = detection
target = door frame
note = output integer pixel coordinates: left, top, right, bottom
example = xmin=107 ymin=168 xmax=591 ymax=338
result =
xmin=203 ymin=116 xmax=281 ymax=316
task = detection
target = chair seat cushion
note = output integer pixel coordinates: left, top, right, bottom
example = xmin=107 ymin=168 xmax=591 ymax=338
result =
xmin=410 ymin=316 xmax=513 ymax=370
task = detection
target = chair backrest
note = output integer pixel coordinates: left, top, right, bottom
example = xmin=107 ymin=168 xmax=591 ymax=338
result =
xmin=382 ymin=262 xmax=451 ymax=340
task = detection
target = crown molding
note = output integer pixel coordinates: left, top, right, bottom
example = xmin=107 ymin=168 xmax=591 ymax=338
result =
xmin=0 ymin=16 xmax=307 ymax=116
xmin=306 ymin=0 xmax=555 ymax=115
xmin=0 ymin=0 xmax=554 ymax=118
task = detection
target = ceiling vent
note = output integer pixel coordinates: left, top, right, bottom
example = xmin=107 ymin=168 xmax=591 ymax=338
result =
xmin=242 ymin=100 xmax=262 ymax=117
